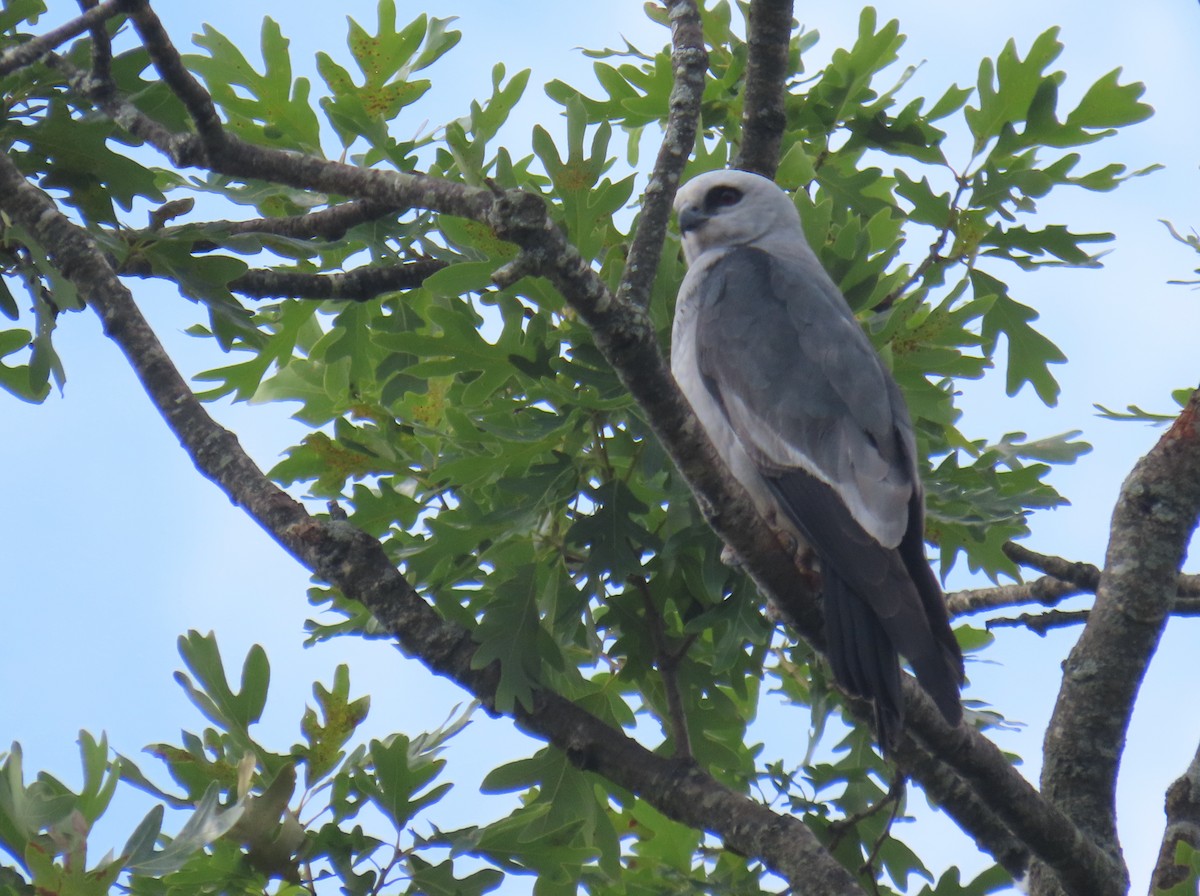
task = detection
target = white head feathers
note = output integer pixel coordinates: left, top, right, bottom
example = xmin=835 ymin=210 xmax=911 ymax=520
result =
xmin=673 ymin=169 xmax=808 ymax=266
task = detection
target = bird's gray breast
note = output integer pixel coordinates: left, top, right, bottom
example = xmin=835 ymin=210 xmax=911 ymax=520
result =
xmin=673 ymin=246 xmax=915 ymax=549
xmin=671 ymin=255 xmax=788 ymax=525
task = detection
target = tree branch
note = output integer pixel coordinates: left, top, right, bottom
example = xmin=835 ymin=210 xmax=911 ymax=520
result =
xmin=733 ymin=0 xmax=794 ymax=178
xmin=1003 ymin=542 xmax=1101 ymax=592
xmin=988 ymin=599 xmax=1200 ymax=635
xmin=1030 ymin=390 xmax=1200 ymax=896
xmin=118 ymin=0 xmax=226 ymax=153
xmin=634 ymin=575 xmax=695 ymax=759
xmin=0 ymin=151 xmax=866 ymax=896
xmin=887 ymin=734 xmax=1030 ymax=880
xmin=1152 ymin=741 xmax=1200 ymax=893
xmin=119 ymin=257 xmax=446 ymax=302
xmin=77 ymin=0 xmax=114 ymax=84
xmin=947 ymin=576 xmax=1084 ymax=617
xmin=986 ymin=609 xmax=1091 ymax=636
xmin=135 ymin=200 xmax=400 ymax=244
xmin=617 ymin=0 xmax=706 ymax=310
xmin=0 ymin=0 xmax=123 ymax=77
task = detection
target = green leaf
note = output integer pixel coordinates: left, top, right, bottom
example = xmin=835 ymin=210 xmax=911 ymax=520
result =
xmin=973 ymin=270 xmax=1065 ymax=405
xmin=355 ymin=737 xmax=450 ymax=832
xmin=125 ymin=782 xmax=244 ymax=876
xmin=188 ymin=19 xmax=322 ymax=152
xmin=405 ymin=856 xmax=502 ymax=896
xmin=1066 ymin=68 xmax=1153 ymax=131
xmin=300 ymin=665 xmax=370 ymax=787
xmin=0 ymin=0 xmax=45 ymax=32
xmin=173 ymin=632 xmax=270 ymax=736
xmin=966 ymin=28 xmax=1064 ymax=151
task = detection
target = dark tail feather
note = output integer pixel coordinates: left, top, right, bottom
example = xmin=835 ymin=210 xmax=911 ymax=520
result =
xmin=823 ymin=569 xmax=904 ymax=749
xmin=898 ymin=523 xmax=965 ymax=727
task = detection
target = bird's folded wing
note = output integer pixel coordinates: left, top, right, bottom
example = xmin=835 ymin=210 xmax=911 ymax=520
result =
xmin=693 ymin=246 xmax=915 ymax=551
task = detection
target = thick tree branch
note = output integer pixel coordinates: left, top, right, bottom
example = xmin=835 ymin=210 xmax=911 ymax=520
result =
xmin=1152 ymin=741 xmax=1200 ymax=893
xmin=0 ymin=0 xmax=122 ymax=77
xmin=887 ymin=734 xmax=1030 ymax=879
xmin=0 ymin=152 xmax=865 ymax=896
xmin=733 ymin=0 xmax=794 ymax=178
xmin=1030 ymin=390 xmax=1200 ymax=896
xmin=617 ymin=0 xmax=706 ymax=311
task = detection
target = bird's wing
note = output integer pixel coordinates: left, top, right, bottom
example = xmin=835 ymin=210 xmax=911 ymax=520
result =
xmin=692 ymin=245 xmax=915 ymax=551
xmin=692 ymin=245 xmax=963 ymax=730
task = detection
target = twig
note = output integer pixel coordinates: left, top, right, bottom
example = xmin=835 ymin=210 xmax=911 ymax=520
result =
xmin=617 ymin=0 xmax=706 ymax=310
xmin=987 ymin=609 xmax=1091 ymax=636
xmin=119 ymin=0 xmax=225 ymax=152
xmin=1003 ymin=542 xmax=1101 ymax=592
xmin=0 ymin=0 xmax=123 ymax=77
xmin=733 ymin=0 xmax=794 ymax=179
xmin=77 ymin=0 xmax=113 ymax=84
xmin=873 ymin=174 xmax=968 ymax=312
xmin=859 ymin=779 xmax=906 ymax=887
xmin=633 ymin=575 xmax=694 ymax=759
xmin=120 ymin=257 xmax=447 ymax=302
xmin=947 ymin=576 xmax=1084 ymax=618
xmin=828 ymin=775 xmax=905 ymax=852
xmin=988 ymin=598 xmax=1200 ymax=634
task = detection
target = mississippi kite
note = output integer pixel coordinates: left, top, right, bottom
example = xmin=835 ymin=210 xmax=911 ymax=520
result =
xmin=671 ymin=169 xmax=963 ymax=747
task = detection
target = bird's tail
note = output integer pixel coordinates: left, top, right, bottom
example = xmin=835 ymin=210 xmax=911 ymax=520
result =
xmin=822 ymin=569 xmax=904 ymax=749
xmin=823 ymin=564 xmax=964 ymax=750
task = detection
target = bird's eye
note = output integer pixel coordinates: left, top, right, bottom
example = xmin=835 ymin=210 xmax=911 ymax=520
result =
xmin=704 ymin=186 xmax=743 ymax=212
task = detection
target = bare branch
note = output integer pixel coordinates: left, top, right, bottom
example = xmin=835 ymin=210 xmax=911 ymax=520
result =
xmin=1003 ymin=542 xmax=1101 ymax=591
xmin=948 ymin=576 xmax=1084 ymax=617
xmin=618 ymin=0 xmax=706 ymax=310
xmin=138 ymin=200 xmax=400 ymax=244
xmin=733 ymin=0 xmax=795 ymax=178
xmin=634 ymin=576 xmax=694 ymax=759
xmin=118 ymin=0 xmax=225 ymax=152
xmin=228 ymin=262 xmax=447 ymax=301
xmin=1152 ymin=741 xmax=1200 ymax=893
xmin=0 ymin=0 xmax=123 ymax=77
xmin=1030 ymin=390 xmax=1200 ymax=896
xmin=77 ymin=0 xmax=113 ymax=83
xmin=0 ymin=151 xmax=866 ymax=896
xmin=119 ymin=257 xmax=446 ymax=302
xmin=987 ymin=609 xmax=1091 ymax=635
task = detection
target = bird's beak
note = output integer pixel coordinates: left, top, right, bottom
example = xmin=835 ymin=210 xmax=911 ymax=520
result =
xmin=678 ymin=206 xmax=708 ymax=234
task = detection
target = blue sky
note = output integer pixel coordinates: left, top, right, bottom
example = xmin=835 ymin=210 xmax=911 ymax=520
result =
xmin=4 ymin=1 xmax=1200 ymax=892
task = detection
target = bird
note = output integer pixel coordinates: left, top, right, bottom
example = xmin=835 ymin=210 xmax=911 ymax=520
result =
xmin=670 ymin=168 xmax=964 ymax=749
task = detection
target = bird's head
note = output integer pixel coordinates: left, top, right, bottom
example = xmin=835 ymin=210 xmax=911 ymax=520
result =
xmin=673 ymin=169 xmax=806 ymax=265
